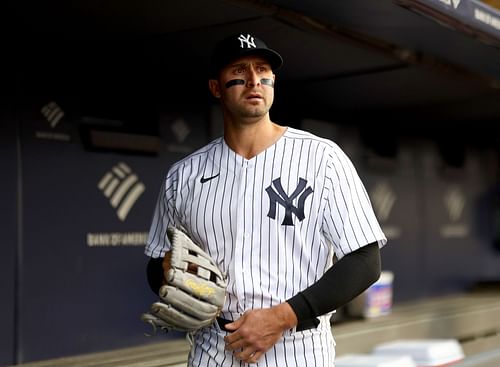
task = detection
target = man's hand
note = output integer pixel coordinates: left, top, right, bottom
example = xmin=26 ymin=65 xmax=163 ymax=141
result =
xmin=161 ymin=251 xmax=172 ymax=284
xmin=224 ymin=303 xmax=298 ymax=364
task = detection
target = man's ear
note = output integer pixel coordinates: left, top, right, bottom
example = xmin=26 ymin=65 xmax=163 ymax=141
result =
xmin=208 ymin=79 xmax=221 ymax=98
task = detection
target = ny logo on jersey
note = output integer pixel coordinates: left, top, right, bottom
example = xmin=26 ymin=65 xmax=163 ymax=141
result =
xmin=266 ymin=177 xmax=313 ymax=226
xmin=238 ymin=34 xmax=256 ymax=49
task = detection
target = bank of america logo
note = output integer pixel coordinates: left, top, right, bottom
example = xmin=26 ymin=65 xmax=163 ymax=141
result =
xmin=370 ymin=181 xmax=396 ymax=222
xmin=98 ymin=162 xmax=145 ymax=221
xmin=41 ymin=101 xmax=65 ymax=128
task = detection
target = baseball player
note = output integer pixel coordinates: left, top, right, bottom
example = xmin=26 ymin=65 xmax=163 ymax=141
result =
xmin=145 ymin=32 xmax=387 ymax=366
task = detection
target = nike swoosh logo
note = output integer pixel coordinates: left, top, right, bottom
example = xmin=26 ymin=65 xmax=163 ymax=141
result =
xmin=200 ymin=173 xmax=220 ymax=183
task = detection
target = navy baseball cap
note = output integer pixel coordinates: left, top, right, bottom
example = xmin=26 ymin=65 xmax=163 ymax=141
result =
xmin=209 ymin=33 xmax=283 ymax=78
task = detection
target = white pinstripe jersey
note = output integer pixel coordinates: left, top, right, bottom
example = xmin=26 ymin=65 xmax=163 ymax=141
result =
xmin=146 ymin=127 xmax=386 ymax=366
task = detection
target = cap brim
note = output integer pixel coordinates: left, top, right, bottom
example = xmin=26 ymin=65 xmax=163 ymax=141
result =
xmin=210 ymin=48 xmax=283 ymax=77
xmin=240 ymin=48 xmax=283 ymax=71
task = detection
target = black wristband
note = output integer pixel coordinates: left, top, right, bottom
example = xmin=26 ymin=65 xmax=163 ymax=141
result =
xmin=146 ymin=257 xmax=164 ymax=294
xmin=287 ymin=292 xmax=315 ymax=322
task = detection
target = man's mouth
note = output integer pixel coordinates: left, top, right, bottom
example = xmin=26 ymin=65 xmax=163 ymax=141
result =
xmin=246 ymin=93 xmax=262 ymax=100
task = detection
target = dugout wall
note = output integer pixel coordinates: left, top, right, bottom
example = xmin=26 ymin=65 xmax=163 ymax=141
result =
xmin=2 ymin=80 xmax=500 ymax=366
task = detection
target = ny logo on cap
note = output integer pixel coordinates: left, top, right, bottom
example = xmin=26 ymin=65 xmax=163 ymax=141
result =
xmin=238 ymin=34 xmax=256 ymax=49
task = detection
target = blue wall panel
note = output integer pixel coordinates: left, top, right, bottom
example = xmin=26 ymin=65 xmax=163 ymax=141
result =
xmin=419 ymin=143 xmax=490 ymax=296
xmin=360 ymin=145 xmax=425 ymax=302
xmin=0 ymin=116 xmax=17 ymax=366
xmin=16 ymin=104 xmax=208 ymax=362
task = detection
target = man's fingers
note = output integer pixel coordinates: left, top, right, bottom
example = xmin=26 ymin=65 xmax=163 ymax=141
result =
xmin=248 ymin=351 xmax=261 ymax=364
xmin=224 ymin=322 xmax=236 ymax=331
xmin=223 ymin=316 xmax=244 ymax=343
xmin=225 ymin=334 xmax=264 ymax=363
xmin=224 ymin=337 xmax=261 ymax=362
xmin=234 ymin=348 xmax=261 ymax=363
xmin=245 ymin=352 xmax=262 ymax=363
xmin=223 ymin=307 xmax=289 ymax=363
xmin=223 ymin=327 xmax=242 ymax=346
xmin=224 ymin=337 xmax=246 ymax=351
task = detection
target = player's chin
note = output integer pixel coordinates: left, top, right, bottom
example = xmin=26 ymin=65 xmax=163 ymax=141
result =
xmin=239 ymin=106 xmax=269 ymax=119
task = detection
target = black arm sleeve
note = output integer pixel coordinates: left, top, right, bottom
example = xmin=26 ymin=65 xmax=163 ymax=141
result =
xmin=287 ymin=242 xmax=381 ymax=323
xmin=146 ymin=257 xmax=164 ymax=295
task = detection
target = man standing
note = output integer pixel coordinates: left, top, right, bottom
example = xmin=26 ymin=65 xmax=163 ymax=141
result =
xmin=145 ymin=32 xmax=387 ymax=366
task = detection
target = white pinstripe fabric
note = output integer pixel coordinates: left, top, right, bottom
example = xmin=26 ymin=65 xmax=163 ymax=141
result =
xmin=145 ymin=127 xmax=387 ymax=366
xmin=188 ymin=316 xmax=335 ymax=367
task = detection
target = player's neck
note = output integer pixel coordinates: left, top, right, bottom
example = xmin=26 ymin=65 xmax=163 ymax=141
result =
xmin=223 ymin=118 xmax=286 ymax=160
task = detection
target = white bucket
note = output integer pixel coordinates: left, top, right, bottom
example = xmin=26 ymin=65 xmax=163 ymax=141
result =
xmin=335 ymin=353 xmax=416 ymax=367
xmin=373 ymin=339 xmax=464 ymax=366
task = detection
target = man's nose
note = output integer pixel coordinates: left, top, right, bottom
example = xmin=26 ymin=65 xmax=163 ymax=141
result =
xmin=246 ymin=68 xmax=260 ymax=87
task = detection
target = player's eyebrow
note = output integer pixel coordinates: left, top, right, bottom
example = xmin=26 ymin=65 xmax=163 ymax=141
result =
xmin=229 ymin=60 xmax=271 ymax=69
xmin=229 ymin=62 xmax=249 ymax=69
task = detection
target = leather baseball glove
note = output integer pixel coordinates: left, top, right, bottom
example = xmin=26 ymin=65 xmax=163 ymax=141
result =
xmin=141 ymin=226 xmax=227 ymax=333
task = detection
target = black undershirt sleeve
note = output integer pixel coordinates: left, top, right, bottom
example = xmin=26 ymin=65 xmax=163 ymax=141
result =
xmin=146 ymin=257 xmax=164 ymax=294
xmin=287 ymin=242 xmax=381 ymax=324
